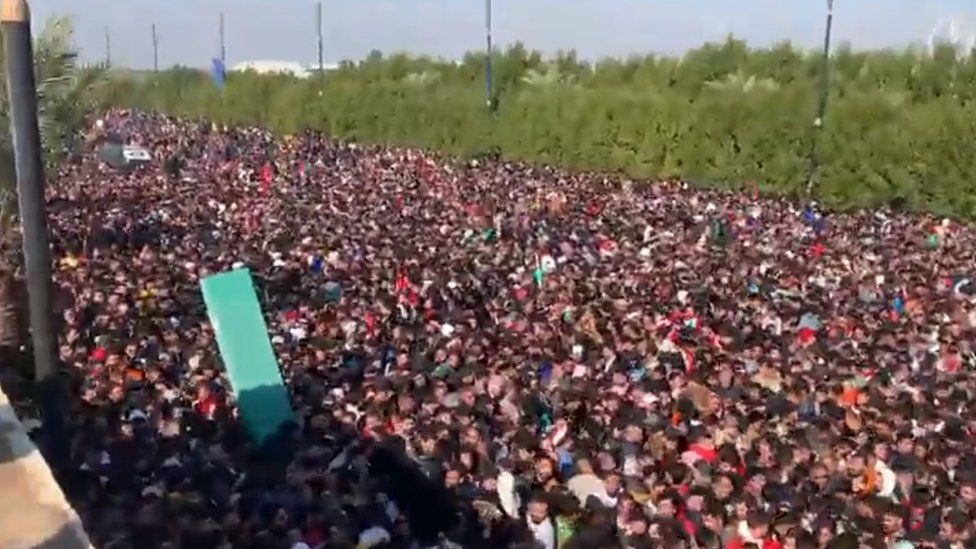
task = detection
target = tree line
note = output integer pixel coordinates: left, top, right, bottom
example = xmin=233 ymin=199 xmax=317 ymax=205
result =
xmin=99 ymin=39 xmax=976 ymax=218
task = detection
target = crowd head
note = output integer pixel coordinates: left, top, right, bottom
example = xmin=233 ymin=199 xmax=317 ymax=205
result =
xmin=27 ymin=110 xmax=976 ymax=548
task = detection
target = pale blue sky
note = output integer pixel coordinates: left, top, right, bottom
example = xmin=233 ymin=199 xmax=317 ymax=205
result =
xmin=33 ymin=0 xmax=976 ymax=69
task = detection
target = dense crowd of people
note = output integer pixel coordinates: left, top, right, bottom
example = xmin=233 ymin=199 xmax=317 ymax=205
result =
xmin=11 ymin=110 xmax=976 ymax=548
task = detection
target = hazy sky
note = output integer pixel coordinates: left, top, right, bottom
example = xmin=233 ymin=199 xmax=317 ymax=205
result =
xmin=33 ymin=0 xmax=976 ymax=69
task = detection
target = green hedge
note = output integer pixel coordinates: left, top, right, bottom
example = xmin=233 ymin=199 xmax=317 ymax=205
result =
xmin=98 ymin=39 xmax=976 ymax=217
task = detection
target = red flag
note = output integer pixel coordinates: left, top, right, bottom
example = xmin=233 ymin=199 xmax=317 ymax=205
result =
xmin=394 ymin=267 xmax=410 ymax=294
xmin=282 ymin=309 xmax=299 ymax=324
xmin=365 ymin=311 xmax=377 ymax=338
xmin=810 ymin=241 xmax=825 ymax=260
xmin=260 ymin=163 xmax=273 ymax=195
xmin=597 ymin=237 xmax=616 ymax=253
xmin=943 ymin=354 xmax=962 ymax=373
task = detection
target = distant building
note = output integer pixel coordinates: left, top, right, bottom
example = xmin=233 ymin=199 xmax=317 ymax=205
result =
xmin=230 ymin=60 xmax=339 ymax=79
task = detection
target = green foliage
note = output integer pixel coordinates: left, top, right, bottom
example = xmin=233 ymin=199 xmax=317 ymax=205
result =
xmin=0 ymin=15 xmax=109 ymax=348
xmin=99 ymin=39 xmax=976 ymax=217
xmin=0 ymin=14 xmax=106 ymax=266
xmin=0 ymin=15 xmax=107 ymax=201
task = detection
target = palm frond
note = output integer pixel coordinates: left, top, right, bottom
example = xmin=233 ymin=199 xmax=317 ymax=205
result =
xmin=1 ymin=14 xmax=105 ymax=221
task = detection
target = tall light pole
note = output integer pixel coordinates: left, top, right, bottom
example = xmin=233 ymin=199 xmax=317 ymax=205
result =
xmin=806 ymin=0 xmax=835 ymax=196
xmin=485 ymin=0 xmax=493 ymax=110
xmin=104 ymin=25 xmax=111 ymax=67
xmin=1 ymin=0 xmax=65 ymax=467
xmin=151 ymin=23 xmax=159 ymax=72
xmin=219 ymin=12 xmax=226 ymax=65
xmin=316 ymin=2 xmax=324 ymax=73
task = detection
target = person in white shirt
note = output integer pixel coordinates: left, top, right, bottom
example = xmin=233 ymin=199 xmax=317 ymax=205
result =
xmin=567 ymin=457 xmax=603 ymax=505
xmin=526 ymin=496 xmax=556 ymax=549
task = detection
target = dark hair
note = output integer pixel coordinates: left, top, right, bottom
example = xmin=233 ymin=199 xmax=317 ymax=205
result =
xmin=826 ymin=532 xmax=859 ymax=549
xmin=665 ymin=460 xmax=689 ymax=484
xmin=746 ymin=510 xmax=771 ymax=529
xmin=792 ymin=531 xmax=819 ymax=549
xmin=696 ymin=528 xmax=722 ymax=549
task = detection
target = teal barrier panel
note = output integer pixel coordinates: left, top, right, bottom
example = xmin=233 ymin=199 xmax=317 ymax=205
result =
xmin=200 ymin=268 xmax=294 ymax=443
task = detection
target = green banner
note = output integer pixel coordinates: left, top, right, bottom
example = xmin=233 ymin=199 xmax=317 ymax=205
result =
xmin=201 ymin=268 xmax=293 ymax=443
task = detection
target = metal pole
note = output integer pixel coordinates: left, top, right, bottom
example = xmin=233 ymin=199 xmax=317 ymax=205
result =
xmin=317 ymin=2 xmax=324 ymax=73
xmin=485 ymin=0 xmax=492 ymax=109
xmin=1 ymin=0 xmax=65 ymax=467
xmin=104 ymin=25 xmax=111 ymax=67
xmin=805 ymin=0 xmax=834 ymax=196
xmin=219 ymin=12 xmax=226 ymax=65
xmin=152 ymin=23 xmax=159 ymax=72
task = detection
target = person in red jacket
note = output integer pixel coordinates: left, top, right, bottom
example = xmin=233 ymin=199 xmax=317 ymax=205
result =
xmin=193 ymin=382 xmax=223 ymax=420
xmin=725 ymin=511 xmax=782 ymax=549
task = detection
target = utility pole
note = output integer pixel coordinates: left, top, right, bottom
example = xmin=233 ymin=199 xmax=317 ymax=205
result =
xmin=104 ymin=25 xmax=111 ymax=67
xmin=806 ymin=0 xmax=835 ymax=197
xmin=151 ymin=23 xmax=159 ymax=71
xmin=316 ymin=2 xmax=324 ymax=73
xmin=1 ymin=0 xmax=66 ymax=468
xmin=219 ymin=12 xmax=226 ymax=66
xmin=485 ymin=0 xmax=493 ymax=110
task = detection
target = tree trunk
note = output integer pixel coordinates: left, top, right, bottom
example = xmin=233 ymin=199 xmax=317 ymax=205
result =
xmin=0 ymin=269 xmax=19 ymax=350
